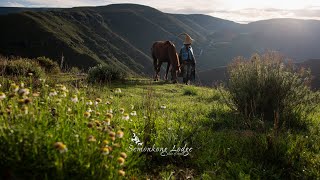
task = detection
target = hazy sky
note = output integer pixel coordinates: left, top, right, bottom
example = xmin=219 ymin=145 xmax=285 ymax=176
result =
xmin=1 ymin=0 xmax=320 ymax=23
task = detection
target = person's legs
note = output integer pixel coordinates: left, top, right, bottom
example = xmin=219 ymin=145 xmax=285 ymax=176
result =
xmin=186 ymin=63 xmax=192 ymax=85
xmin=183 ymin=62 xmax=188 ymax=83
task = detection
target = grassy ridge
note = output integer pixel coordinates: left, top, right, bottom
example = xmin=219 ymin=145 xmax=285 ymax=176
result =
xmin=0 ymin=73 xmax=319 ymax=179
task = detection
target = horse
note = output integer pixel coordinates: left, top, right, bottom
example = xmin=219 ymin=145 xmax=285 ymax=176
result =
xmin=151 ymin=41 xmax=181 ymax=83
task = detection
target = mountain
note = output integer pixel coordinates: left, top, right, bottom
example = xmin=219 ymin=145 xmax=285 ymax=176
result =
xmin=1 ymin=4 xmax=320 ymax=77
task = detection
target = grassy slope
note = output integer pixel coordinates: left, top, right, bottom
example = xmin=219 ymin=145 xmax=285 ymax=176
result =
xmin=0 ymin=73 xmax=319 ymax=179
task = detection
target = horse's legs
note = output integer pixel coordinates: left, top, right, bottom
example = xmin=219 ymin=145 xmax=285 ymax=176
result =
xmin=154 ymin=61 xmax=162 ymax=81
xmin=171 ymin=65 xmax=178 ymax=84
xmin=164 ymin=62 xmax=170 ymax=80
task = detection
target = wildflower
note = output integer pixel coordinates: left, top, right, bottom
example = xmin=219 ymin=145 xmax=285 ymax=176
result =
xmin=24 ymin=98 xmax=32 ymax=104
xmin=53 ymin=142 xmax=68 ymax=154
xmin=21 ymin=106 xmax=28 ymax=115
xmin=87 ymin=135 xmax=96 ymax=142
xmin=160 ymin=105 xmax=167 ymax=109
xmin=60 ymin=92 xmax=67 ymax=98
xmin=105 ymin=101 xmax=111 ymax=105
xmin=116 ymin=130 xmax=124 ymax=138
xmin=107 ymin=109 xmax=113 ymax=113
xmin=84 ymin=112 xmax=91 ymax=118
xmin=130 ymin=104 xmax=134 ymax=109
xmin=104 ymin=118 xmax=111 ymax=126
xmin=108 ymin=146 xmax=113 ymax=152
xmin=117 ymin=157 xmax=125 ymax=165
xmin=20 ymin=82 xmax=25 ymax=88
xmin=67 ymin=107 xmax=72 ymax=112
xmin=86 ymin=108 xmax=92 ymax=113
xmin=96 ymin=112 xmax=101 ymax=116
xmin=119 ymin=108 xmax=125 ymax=114
xmin=106 ymin=113 xmax=113 ymax=119
xmin=130 ymin=111 xmax=137 ymax=116
xmin=122 ymin=113 xmax=130 ymax=121
xmin=49 ymin=89 xmax=57 ymax=96
xmin=0 ymin=84 xmax=1 ymax=87
xmin=39 ymin=78 xmax=46 ymax=83
xmin=60 ymin=85 xmax=67 ymax=92
xmin=113 ymin=143 xmax=121 ymax=148
xmin=87 ymin=122 xmax=94 ymax=128
xmin=10 ymin=84 xmax=19 ymax=92
xmin=101 ymin=147 xmax=109 ymax=155
xmin=71 ymin=95 xmax=79 ymax=103
xmin=86 ymin=100 xmax=93 ymax=106
xmin=120 ymin=152 xmax=127 ymax=159
xmin=28 ymin=72 xmax=33 ymax=76
xmin=118 ymin=170 xmax=125 ymax=176
xmin=32 ymin=92 xmax=40 ymax=97
xmin=0 ymin=92 xmax=6 ymax=100
xmin=110 ymin=136 xmax=116 ymax=141
xmin=102 ymin=140 xmax=109 ymax=146
xmin=109 ymin=131 xmax=116 ymax=137
xmin=94 ymin=120 xmax=101 ymax=127
xmin=114 ymin=88 xmax=122 ymax=93
xmin=18 ymin=88 xmax=30 ymax=96
xmin=95 ymin=98 xmax=102 ymax=103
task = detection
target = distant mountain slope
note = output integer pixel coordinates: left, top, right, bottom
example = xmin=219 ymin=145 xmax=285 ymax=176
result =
xmin=1 ymin=4 xmax=320 ymax=77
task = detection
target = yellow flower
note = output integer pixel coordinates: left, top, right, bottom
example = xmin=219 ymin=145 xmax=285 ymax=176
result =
xmin=116 ymin=130 xmax=124 ymax=138
xmin=32 ymin=92 xmax=40 ymax=97
xmin=102 ymin=140 xmax=109 ymax=146
xmin=117 ymin=157 xmax=125 ymax=165
xmin=10 ymin=84 xmax=19 ymax=92
xmin=87 ymin=122 xmax=94 ymax=128
xmin=118 ymin=170 xmax=125 ymax=176
xmin=87 ymin=135 xmax=96 ymax=142
xmin=95 ymin=98 xmax=102 ymax=103
xmin=101 ymin=147 xmax=109 ymax=155
xmin=106 ymin=113 xmax=113 ymax=119
xmin=84 ymin=112 xmax=91 ymax=118
xmin=119 ymin=108 xmax=125 ymax=114
xmin=109 ymin=131 xmax=115 ymax=137
xmin=53 ymin=142 xmax=68 ymax=153
xmin=21 ymin=106 xmax=28 ymax=115
xmin=86 ymin=100 xmax=93 ymax=106
xmin=120 ymin=152 xmax=127 ymax=159
xmin=104 ymin=118 xmax=111 ymax=126
xmin=96 ymin=112 xmax=101 ymax=116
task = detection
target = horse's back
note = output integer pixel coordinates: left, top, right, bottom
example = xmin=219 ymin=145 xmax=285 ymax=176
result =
xmin=152 ymin=41 xmax=176 ymax=61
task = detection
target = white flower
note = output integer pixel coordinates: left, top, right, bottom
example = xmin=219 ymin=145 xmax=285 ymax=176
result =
xmin=20 ymin=82 xmax=25 ymax=88
xmin=49 ymin=90 xmax=57 ymax=96
xmin=107 ymin=109 xmax=113 ymax=114
xmin=130 ymin=111 xmax=137 ymax=116
xmin=0 ymin=84 xmax=2 ymax=88
xmin=115 ymin=88 xmax=122 ymax=93
xmin=130 ymin=104 xmax=134 ymax=110
xmin=0 ymin=92 xmax=6 ymax=100
xmin=18 ymin=88 xmax=30 ymax=96
xmin=160 ymin=105 xmax=167 ymax=109
xmin=86 ymin=108 xmax=92 ymax=113
xmin=122 ymin=114 xmax=130 ymax=121
xmin=67 ymin=107 xmax=72 ymax=112
xmin=71 ymin=95 xmax=78 ymax=103
xmin=86 ymin=100 xmax=93 ymax=106
xmin=95 ymin=101 xmax=99 ymax=106
xmin=60 ymin=92 xmax=67 ymax=98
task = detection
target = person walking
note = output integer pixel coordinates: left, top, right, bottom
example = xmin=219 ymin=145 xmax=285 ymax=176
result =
xmin=178 ymin=33 xmax=196 ymax=85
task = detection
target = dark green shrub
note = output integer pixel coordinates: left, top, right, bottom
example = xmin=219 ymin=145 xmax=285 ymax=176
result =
xmin=227 ymin=52 xmax=320 ymax=129
xmin=35 ymin=56 xmax=60 ymax=74
xmin=87 ymin=64 xmax=128 ymax=83
xmin=183 ymin=86 xmax=198 ymax=96
xmin=0 ymin=58 xmax=44 ymax=78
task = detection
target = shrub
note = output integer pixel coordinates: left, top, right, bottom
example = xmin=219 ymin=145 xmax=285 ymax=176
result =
xmin=183 ymin=86 xmax=198 ymax=96
xmin=87 ymin=64 xmax=128 ymax=83
xmin=226 ymin=52 xmax=320 ymax=129
xmin=35 ymin=56 xmax=60 ymax=74
xmin=0 ymin=58 xmax=44 ymax=78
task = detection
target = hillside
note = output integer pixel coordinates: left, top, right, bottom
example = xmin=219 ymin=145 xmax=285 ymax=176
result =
xmin=1 ymin=4 xmax=320 ymax=77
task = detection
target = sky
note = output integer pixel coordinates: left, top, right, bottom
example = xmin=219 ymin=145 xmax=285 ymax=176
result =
xmin=1 ymin=0 xmax=320 ymax=23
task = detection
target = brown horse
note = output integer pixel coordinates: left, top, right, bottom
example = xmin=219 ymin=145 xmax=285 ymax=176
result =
xmin=151 ymin=41 xmax=180 ymax=83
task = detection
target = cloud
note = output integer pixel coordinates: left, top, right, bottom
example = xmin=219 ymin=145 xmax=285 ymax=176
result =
xmin=0 ymin=1 xmax=25 ymax=7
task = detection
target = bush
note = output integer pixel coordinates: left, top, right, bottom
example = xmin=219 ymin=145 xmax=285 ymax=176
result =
xmin=87 ymin=64 xmax=128 ymax=83
xmin=0 ymin=58 xmax=44 ymax=78
xmin=226 ymin=52 xmax=320 ymax=129
xmin=35 ymin=56 xmax=60 ymax=74
xmin=183 ymin=86 xmax=198 ymax=96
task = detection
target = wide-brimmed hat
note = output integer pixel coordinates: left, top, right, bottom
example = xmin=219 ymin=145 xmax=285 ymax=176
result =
xmin=178 ymin=33 xmax=194 ymax=45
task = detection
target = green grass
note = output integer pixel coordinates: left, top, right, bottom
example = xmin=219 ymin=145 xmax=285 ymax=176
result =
xmin=0 ymin=74 xmax=319 ymax=179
